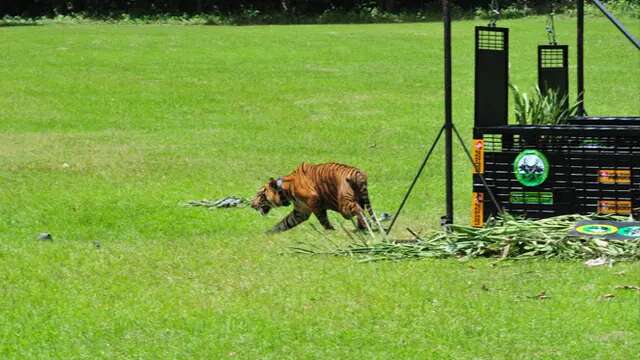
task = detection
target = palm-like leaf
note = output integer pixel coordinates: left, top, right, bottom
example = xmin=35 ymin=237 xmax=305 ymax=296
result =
xmin=510 ymin=84 xmax=582 ymax=125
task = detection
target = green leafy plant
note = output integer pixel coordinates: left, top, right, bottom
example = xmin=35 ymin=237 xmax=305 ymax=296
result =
xmin=510 ymin=84 xmax=581 ymax=125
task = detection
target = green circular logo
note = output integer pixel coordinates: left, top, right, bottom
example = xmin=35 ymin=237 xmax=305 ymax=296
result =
xmin=514 ymin=150 xmax=549 ymax=187
xmin=575 ymin=224 xmax=618 ymax=236
xmin=618 ymin=226 xmax=640 ymax=238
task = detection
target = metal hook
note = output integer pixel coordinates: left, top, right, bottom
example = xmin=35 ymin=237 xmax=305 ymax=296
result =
xmin=488 ymin=0 xmax=500 ymax=27
xmin=546 ymin=10 xmax=557 ymax=45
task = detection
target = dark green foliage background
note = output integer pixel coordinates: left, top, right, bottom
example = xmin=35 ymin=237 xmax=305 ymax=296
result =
xmin=1 ymin=1 xmax=563 ymax=17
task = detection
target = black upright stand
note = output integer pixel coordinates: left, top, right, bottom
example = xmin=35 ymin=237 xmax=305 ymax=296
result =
xmin=386 ymin=0 xmax=501 ymax=235
xmin=443 ymin=0 xmax=454 ymax=227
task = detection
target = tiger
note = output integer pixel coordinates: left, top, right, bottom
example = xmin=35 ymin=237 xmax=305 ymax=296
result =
xmin=251 ymin=162 xmax=374 ymax=233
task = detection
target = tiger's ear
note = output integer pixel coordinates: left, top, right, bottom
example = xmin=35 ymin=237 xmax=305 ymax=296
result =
xmin=268 ymin=178 xmax=278 ymax=189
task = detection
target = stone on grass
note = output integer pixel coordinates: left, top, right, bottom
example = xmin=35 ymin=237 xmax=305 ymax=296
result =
xmin=37 ymin=233 xmax=53 ymax=241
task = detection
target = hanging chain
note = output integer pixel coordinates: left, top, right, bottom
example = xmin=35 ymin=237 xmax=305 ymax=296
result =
xmin=546 ymin=10 xmax=557 ymax=45
xmin=488 ymin=0 xmax=500 ymax=27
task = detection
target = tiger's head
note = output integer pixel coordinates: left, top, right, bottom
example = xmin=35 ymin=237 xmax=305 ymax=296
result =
xmin=251 ymin=177 xmax=291 ymax=216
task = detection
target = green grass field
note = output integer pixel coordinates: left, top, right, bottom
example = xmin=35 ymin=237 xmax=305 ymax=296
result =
xmin=1 ymin=16 xmax=639 ymax=359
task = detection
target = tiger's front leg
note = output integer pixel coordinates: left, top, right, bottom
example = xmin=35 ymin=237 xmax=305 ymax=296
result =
xmin=269 ymin=209 xmax=310 ymax=233
xmin=313 ymin=209 xmax=335 ymax=230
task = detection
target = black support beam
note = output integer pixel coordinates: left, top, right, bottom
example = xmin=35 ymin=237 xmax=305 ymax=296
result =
xmin=443 ymin=0 xmax=454 ymax=225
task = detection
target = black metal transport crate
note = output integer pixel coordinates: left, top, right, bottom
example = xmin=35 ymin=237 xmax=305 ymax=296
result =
xmin=468 ymin=6 xmax=640 ymax=226
xmin=471 ymin=124 xmax=640 ymax=225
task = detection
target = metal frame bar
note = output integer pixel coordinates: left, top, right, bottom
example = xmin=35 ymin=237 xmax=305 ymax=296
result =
xmin=475 ymin=124 xmax=640 ymax=137
xmin=577 ymin=0 xmax=585 ymax=116
xmin=577 ymin=0 xmax=640 ymax=116
xmin=443 ymin=0 xmax=454 ymax=225
xmin=591 ymin=0 xmax=640 ymax=50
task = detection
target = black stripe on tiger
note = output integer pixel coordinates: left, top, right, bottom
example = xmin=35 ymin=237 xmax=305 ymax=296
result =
xmin=270 ymin=210 xmax=310 ymax=233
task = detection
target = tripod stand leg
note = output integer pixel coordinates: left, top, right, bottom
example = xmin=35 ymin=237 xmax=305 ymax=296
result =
xmin=386 ymin=125 xmax=445 ymax=234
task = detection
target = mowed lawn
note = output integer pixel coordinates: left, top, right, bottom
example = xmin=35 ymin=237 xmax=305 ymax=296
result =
xmin=1 ymin=16 xmax=639 ymax=359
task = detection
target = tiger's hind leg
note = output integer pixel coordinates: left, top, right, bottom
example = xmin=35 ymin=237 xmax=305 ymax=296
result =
xmin=352 ymin=176 xmax=387 ymax=233
xmin=339 ymin=201 xmax=370 ymax=232
xmin=348 ymin=171 xmax=376 ymax=226
xmin=269 ymin=209 xmax=310 ymax=233
xmin=352 ymin=204 xmax=375 ymax=237
xmin=314 ymin=209 xmax=335 ymax=230
xmin=358 ymin=194 xmax=383 ymax=231
xmin=337 ymin=183 xmax=369 ymax=231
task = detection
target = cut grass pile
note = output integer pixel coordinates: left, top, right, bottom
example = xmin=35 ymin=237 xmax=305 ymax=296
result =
xmin=294 ymin=214 xmax=640 ymax=262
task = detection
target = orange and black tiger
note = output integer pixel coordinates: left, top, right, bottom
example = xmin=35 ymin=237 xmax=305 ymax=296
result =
xmin=251 ymin=162 xmax=374 ymax=233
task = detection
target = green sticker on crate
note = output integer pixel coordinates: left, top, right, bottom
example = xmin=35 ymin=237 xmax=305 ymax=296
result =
xmin=510 ymin=192 xmax=553 ymax=205
xmin=514 ymin=149 xmax=549 ymax=187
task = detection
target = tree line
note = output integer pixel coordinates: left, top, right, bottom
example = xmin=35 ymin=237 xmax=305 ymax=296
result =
xmin=1 ymin=1 xmax=558 ymax=17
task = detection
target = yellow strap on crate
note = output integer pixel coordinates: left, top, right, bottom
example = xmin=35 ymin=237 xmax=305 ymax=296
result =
xmin=472 ymin=139 xmax=484 ymax=174
xmin=471 ymin=192 xmax=484 ymax=227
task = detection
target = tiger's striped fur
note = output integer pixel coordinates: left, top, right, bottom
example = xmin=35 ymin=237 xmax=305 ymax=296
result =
xmin=251 ymin=162 xmax=374 ymax=233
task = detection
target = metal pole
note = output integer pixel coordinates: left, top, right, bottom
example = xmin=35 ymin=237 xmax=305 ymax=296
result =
xmin=591 ymin=0 xmax=640 ymax=50
xmin=577 ymin=0 xmax=585 ymax=116
xmin=443 ymin=0 xmax=454 ymax=224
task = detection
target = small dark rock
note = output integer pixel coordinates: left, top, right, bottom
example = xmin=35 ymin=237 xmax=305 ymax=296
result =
xmin=37 ymin=233 xmax=53 ymax=241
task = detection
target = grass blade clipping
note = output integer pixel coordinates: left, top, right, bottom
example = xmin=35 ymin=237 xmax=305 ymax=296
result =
xmin=182 ymin=196 xmax=249 ymax=209
xmin=292 ymin=213 xmax=640 ymax=262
